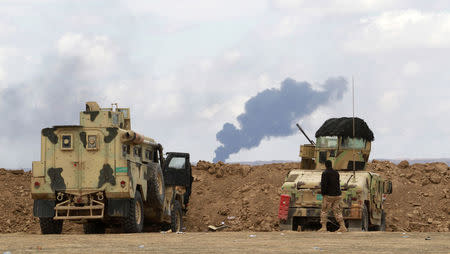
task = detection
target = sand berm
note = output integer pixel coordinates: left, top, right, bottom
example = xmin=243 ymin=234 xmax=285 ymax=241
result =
xmin=0 ymin=160 xmax=448 ymax=233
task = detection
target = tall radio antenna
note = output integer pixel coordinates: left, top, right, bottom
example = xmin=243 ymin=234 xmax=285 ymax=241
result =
xmin=352 ymin=77 xmax=356 ymax=182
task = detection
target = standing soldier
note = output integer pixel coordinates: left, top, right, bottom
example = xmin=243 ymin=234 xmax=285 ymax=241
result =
xmin=319 ymin=160 xmax=347 ymax=233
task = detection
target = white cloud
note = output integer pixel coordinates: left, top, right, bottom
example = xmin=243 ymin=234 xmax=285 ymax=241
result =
xmin=0 ymin=22 xmax=16 ymax=38
xmin=0 ymin=67 xmax=5 ymax=83
xmin=275 ymin=16 xmax=302 ymax=37
xmin=402 ymin=61 xmax=420 ymax=77
xmin=348 ymin=10 xmax=450 ymax=51
xmin=122 ymin=0 xmax=267 ymax=22
xmin=223 ymin=50 xmax=241 ymax=63
xmin=1 ymin=1 xmax=450 ymax=167
xmin=270 ymin=0 xmax=404 ymax=14
xmin=56 ymin=33 xmax=118 ymax=78
xmin=379 ymin=90 xmax=404 ymax=111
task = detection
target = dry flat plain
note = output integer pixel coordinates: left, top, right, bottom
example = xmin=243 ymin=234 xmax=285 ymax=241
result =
xmin=0 ymin=232 xmax=449 ymax=254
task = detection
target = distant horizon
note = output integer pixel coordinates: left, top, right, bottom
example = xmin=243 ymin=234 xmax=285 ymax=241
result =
xmin=199 ymin=157 xmax=450 ymax=166
xmin=3 ymin=157 xmax=449 ymax=170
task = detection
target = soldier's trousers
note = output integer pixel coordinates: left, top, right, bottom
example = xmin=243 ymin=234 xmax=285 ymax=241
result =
xmin=320 ymin=195 xmax=345 ymax=225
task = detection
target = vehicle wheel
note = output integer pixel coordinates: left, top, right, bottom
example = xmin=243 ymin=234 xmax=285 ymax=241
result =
xmin=83 ymin=221 xmax=106 ymax=234
xmin=39 ymin=217 xmax=63 ymax=234
xmin=379 ymin=211 xmax=386 ymax=231
xmin=147 ymin=164 xmax=165 ymax=213
xmin=123 ymin=191 xmax=144 ymax=233
xmin=371 ymin=210 xmax=386 ymax=231
xmin=348 ymin=204 xmax=369 ymax=232
xmin=361 ymin=203 xmax=369 ymax=231
xmin=170 ymin=200 xmax=183 ymax=232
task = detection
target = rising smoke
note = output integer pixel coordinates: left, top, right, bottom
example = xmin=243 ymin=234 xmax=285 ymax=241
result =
xmin=213 ymin=77 xmax=348 ymax=162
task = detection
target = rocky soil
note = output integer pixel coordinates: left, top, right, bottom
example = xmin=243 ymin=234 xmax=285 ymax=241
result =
xmin=368 ymin=160 xmax=449 ymax=232
xmin=0 ymin=160 xmax=448 ymax=233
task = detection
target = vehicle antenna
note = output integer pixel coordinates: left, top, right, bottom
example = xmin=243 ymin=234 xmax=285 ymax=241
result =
xmin=352 ymin=77 xmax=356 ymax=182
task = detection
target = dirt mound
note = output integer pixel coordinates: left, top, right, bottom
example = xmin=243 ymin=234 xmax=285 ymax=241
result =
xmin=0 ymin=160 xmax=448 ymax=233
xmin=0 ymin=168 xmax=81 ymax=234
xmin=185 ymin=160 xmax=449 ymax=232
xmin=368 ymin=160 xmax=450 ymax=232
xmin=185 ymin=161 xmax=299 ymax=232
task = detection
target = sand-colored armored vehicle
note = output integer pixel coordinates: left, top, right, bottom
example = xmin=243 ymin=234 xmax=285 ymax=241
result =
xmin=31 ymin=102 xmax=192 ymax=234
xmin=278 ymin=117 xmax=392 ymax=231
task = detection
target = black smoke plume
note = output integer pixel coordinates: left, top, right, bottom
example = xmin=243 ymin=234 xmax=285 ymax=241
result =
xmin=213 ymin=77 xmax=348 ymax=162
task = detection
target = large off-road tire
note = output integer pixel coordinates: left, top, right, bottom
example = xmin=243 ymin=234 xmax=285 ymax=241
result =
xmin=39 ymin=217 xmax=63 ymax=234
xmin=380 ymin=211 xmax=386 ymax=231
xmin=348 ymin=203 xmax=369 ymax=232
xmin=147 ymin=164 xmax=165 ymax=212
xmin=123 ymin=191 xmax=144 ymax=233
xmin=170 ymin=200 xmax=183 ymax=232
xmin=83 ymin=221 xmax=106 ymax=234
xmin=361 ymin=204 xmax=369 ymax=231
xmin=372 ymin=210 xmax=386 ymax=231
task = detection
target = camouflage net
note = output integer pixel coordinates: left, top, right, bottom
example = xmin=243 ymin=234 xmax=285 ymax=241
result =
xmin=315 ymin=117 xmax=374 ymax=141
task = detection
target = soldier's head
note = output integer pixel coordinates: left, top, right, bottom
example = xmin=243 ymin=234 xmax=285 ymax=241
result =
xmin=325 ymin=160 xmax=332 ymax=169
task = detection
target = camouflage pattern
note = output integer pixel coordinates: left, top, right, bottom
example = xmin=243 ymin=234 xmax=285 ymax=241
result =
xmin=279 ymin=122 xmax=392 ymax=231
xmin=320 ymin=195 xmax=344 ymax=226
xmin=31 ymin=102 xmax=191 ymax=231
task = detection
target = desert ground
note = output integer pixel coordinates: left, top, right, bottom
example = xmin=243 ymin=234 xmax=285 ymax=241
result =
xmin=0 ymin=232 xmax=449 ymax=254
xmin=0 ymin=161 xmax=448 ymax=253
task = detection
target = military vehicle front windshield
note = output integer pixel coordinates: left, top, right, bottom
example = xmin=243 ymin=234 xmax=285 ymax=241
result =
xmin=341 ymin=137 xmax=366 ymax=149
xmin=316 ymin=136 xmax=338 ymax=148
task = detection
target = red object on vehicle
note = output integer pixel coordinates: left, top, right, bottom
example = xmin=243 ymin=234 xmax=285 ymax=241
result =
xmin=278 ymin=194 xmax=290 ymax=220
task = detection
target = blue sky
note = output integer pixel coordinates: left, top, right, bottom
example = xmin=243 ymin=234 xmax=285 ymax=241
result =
xmin=0 ymin=0 xmax=449 ymax=168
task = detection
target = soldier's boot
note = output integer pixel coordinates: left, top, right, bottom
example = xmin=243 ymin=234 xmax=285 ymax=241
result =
xmin=337 ymin=221 xmax=347 ymax=233
xmin=318 ymin=223 xmax=327 ymax=232
xmin=318 ymin=212 xmax=328 ymax=232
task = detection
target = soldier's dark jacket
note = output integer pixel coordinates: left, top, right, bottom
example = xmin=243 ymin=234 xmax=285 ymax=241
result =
xmin=320 ymin=168 xmax=342 ymax=196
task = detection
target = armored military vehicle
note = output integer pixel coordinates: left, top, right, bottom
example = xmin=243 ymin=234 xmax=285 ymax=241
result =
xmin=31 ymin=102 xmax=192 ymax=234
xmin=278 ymin=117 xmax=392 ymax=231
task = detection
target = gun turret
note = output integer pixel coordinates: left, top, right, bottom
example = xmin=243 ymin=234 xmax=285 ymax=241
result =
xmin=296 ymin=123 xmax=315 ymax=145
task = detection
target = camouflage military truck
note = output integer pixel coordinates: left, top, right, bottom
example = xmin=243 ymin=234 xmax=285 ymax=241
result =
xmin=278 ymin=117 xmax=392 ymax=231
xmin=31 ymin=102 xmax=193 ymax=234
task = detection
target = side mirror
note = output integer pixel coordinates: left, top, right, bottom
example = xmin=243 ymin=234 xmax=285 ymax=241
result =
xmin=384 ymin=180 xmax=393 ymax=194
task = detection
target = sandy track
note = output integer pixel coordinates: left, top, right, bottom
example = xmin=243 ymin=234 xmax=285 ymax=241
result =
xmin=0 ymin=232 xmax=449 ymax=254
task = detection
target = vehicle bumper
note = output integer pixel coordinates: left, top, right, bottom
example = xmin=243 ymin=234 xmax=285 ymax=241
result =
xmin=289 ymin=205 xmax=362 ymax=219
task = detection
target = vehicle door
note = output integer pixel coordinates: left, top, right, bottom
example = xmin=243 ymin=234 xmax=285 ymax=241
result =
xmin=369 ymin=175 xmax=382 ymax=220
xmin=163 ymin=152 xmax=192 ymax=187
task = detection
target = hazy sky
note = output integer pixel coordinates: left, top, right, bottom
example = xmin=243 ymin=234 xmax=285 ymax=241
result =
xmin=0 ymin=0 xmax=449 ymax=168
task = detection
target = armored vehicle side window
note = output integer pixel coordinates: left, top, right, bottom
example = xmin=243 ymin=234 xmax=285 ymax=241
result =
xmin=122 ymin=144 xmax=130 ymax=157
xmin=317 ymin=136 xmax=338 ymax=148
xmin=112 ymin=113 xmax=119 ymax=125
xmin=341 ymin=137 xmax=365 ymax=149
xmin=134 ymin=146 xmax=141 ymax=157
xmin=153 ymin=151 xmax=158 ymax=163
xmin=118 ymin=108 xmax=129 ymax=118
xmin=168 ymin=157 xmax=186 ymax=170
xmin=145 ymin=150 xmax=151 ymax=160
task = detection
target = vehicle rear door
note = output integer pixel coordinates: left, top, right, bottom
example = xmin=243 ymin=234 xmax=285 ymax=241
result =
xmin=163 ymin=152 xmax=191 ymax=187
xmin=79 ymin=128 xmax=116 ymax=189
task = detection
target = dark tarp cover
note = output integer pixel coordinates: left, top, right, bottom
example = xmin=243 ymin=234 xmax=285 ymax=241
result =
xmin=315 ymin=117 xmax=374 ymax=141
